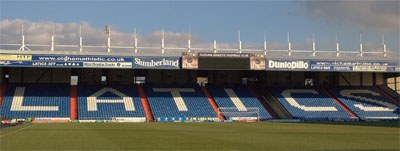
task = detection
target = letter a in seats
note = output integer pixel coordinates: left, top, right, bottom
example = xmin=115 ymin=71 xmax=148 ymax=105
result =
xmin=87 ymin=88 xmax=135 ymax=111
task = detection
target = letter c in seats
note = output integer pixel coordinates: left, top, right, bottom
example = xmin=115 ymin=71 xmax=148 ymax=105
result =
xmin=281 ymin=89 xmax=338 ymax=111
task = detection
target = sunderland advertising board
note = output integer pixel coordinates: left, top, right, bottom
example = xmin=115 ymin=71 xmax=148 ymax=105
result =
xmin=310 ymin=60 xmax=400 ymax=72
xmin=266 ymin=60 xmax=310 ymax=71
xmin=133 ymin=57 xmax=180 ymax=69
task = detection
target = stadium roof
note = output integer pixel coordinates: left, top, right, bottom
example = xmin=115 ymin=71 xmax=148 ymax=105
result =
xmin=1 ymin=49 xmax=398 ymax=62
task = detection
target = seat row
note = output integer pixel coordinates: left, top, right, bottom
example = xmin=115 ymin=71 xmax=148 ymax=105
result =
xmin=1 ymin=84 xmax=398 ymax=121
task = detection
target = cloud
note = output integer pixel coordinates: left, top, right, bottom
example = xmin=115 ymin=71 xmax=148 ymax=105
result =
xmin=0 ymin=19 xmax=396 ymax=57
xmin=0 ymin=19 xmax=237 ymax=54
xmin=0 ymin=19 xmax=278 ymax=54
xmin=301 ymin=0 xmax=400 ymax=33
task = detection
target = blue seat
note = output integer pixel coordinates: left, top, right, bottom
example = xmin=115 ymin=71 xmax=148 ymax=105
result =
xmin=378 ymin=85 xmax=400 ymax=100
xmin=77 ymin=85 xmax=145 ymax=120
xmin=270 ymin=87 xmax=353 ymax=120
xmin=206 ymin=85 xmax=272 ymax=120
xmin=145 ymin=84 xmax=217 ymax=120
xmin=1 ymin=84 xmax=70 ymax=119
xmin=330 ymin=86 xmax=399 ymax=120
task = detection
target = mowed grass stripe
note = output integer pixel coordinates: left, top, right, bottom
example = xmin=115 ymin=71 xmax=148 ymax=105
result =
xmin=0 ymin=124 xmax=36 ymax=138
xmin=0 ymin=122 xmax=399 ymax=151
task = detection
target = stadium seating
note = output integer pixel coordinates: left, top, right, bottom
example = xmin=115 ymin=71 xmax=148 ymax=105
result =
xmin=378 ymin=85 xmax=400 ymax=101
xmin=2 ymin=83 xmax=396 ymax=121
xmin=269 ymin=87 xmax=353 ymax=120
xmin=206 ymin=85 xmax=272 ymax=120
xmin=77 ymin=85 xmax=146 ymax=121
xmin=0 ymin=84 xmax=70 ymax=119
xmin=330 ymin=87 xmax=399 ymax=120
xmin=144 ymin=84 xmax=218 ymax=121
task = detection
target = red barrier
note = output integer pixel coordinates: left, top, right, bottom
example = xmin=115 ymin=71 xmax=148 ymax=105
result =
xmin=321 ymin=87 xmax=359 ymax=119
xmin=0 ymin=84 xmax=5 ymax=108
xmin=70 ymin=85 xmax=78 ymax=120
xmin=375 ymin=86 xmax=399 ymax=105
xmin=201 ymin=87 xmax=225 ymax=120
xmin=249 ymin=86 xmax=279 ymax=119
xmin=137 ymin=85 xmax=154 ymax=122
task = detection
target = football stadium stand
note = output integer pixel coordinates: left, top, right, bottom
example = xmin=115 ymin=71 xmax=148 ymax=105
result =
xmin=144 ymin=84 xmax=218 ymax=121
xmin=0 ymin=83 xmax=398 ymax=122
xmin=0 ymin=84 xmax=5 ymax=109
xmin=329 ymin=87 xmax=399 ymax=120
xmin=270 ymin=87 xmax=354 ymax=120
xmin=0 ymin=84 xmax=70 ymax=119
xmin=251 ymin=85 xmax=293 ymax=119
xmin=1 ymin=26 xmax=399 ymax=124
xmin=77 ymin=85 xmax=146 ymax=121
xmin=206 ymin=84 xmax=272 ymax=120
xmin=377 ymin=85 xmax=400 ymax=102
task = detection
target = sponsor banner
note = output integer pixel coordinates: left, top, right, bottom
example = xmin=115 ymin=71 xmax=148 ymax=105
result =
xmin=133 ymin=57 xmax=180 ymax=69
xmin=32 ymin=62 xmax=83 ymax=67
xmin=34 ymin=118 xmax=70 ymax=120
xmin=393 ymin=67 xmax=400 ymax=72
xmin=1 ymin=61 xmax=83 ymax=67
xmin=353 ymin=66 xmax=387 ymax=72
xmin=0 ymin=60 xmax=131 ymax=68
xmin=83 ymin=62 xmax=132 ymax=68
xmin=198 ymin=53 xmax=250 ymax=58
xmin=78 ymin=120 xmax=97 ymax=123
xmin=0 ymin=54 xmax=32 ymax=61
xmin=198 ymin=53 xmax=251 ymax=70
xmin=1 ymin=55 xmax=133 ymax=68
xmin=182 ymin=52 xmax=198 ymax=69
xmin=111 ymin=117 xmax=146 ymax=123
xmin=267 ymin=60 xmax=310 ymax=71
xmin=0 ymin=61 xmax=32 ymax=66
xmin=250 ymin=54 xmax=265 ymax=70
xmin=32 ymin=55 xmax=132 ymax=62
xmin=310 ymin=60 xmax=400 ymax=72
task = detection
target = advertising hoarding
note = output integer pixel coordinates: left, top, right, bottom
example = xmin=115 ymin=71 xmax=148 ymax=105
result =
xmin=182 ymin=52 xmax=198 ymax=69
xmin=310 ymin=60 xmax=400 ymax=72
xmin=0 ymin=54 xmax=32 ymax=61
xmin=198 ymin=53 xmax=250 ymax=70
xmin=0 ymin=54 xmax=132 ymax=69
xmin=267 ymin=60 xmax=310 ymax=71
xmin=133 ymin=57 xmax=180 ymax=69
xmin=250 ymin=53 xmax=265 ymax=70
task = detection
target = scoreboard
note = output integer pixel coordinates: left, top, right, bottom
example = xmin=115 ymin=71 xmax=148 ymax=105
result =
xmin=198 ymin=53 xmax=250 ymax=70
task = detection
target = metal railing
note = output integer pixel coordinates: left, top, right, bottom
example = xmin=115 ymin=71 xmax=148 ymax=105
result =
xmin=0 ymin=26 xmax=390 ymax=58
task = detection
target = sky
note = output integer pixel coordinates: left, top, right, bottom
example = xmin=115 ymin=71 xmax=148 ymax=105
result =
xmin=0 ymin=0 xmax=399 ymax=55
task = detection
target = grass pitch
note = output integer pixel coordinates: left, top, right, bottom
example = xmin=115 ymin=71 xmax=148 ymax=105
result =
xmin=1 ymin=122 xmax=399 ymax=150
